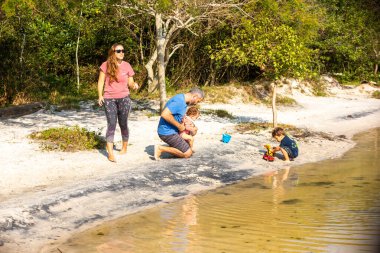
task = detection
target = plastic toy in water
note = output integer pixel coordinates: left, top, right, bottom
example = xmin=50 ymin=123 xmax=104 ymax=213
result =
xmin=263 ymin=144 xmax=275 ymax=161
xmin=222 ymin=133 xmax=231 ymax=143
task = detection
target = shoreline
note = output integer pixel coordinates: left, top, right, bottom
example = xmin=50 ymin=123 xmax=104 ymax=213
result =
xmin=50 ymin=128 xmax=380 ymax=253
xmin=1 ymin=90 xmax=380 ymax=253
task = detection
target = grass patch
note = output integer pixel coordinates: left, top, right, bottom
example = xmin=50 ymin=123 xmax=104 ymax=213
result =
xmin=372 ymin=90 xmax=380 ymax=99
xmin=146 ymin=111 xmax=160 ymax=118
xmin=202 ymin=109 xmax=235 ymax=119
xmin=202 ymin=84 xmax=255 ymax=103
xmin=48 ymin=89 xmax=97 ymax=111
xmin=29 ymin=125 xmax=105 ymax=152
xmin=276 ymin=95 xmax=297 ymax=106
xmin=309 ymin=80 xmax=328 ymax=97
xmin=235 ymin=122 xmax=297 ymax=133
xmin=263 ymin=95 xmax=297 ymax=106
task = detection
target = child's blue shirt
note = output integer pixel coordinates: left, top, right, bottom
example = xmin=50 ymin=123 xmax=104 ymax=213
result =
xmin=280 ymin=135 xmax=298 ymax=157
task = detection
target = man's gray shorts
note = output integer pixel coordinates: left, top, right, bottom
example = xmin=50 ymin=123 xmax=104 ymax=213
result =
xmin=159 ymin=134 xmax=190 ymax=153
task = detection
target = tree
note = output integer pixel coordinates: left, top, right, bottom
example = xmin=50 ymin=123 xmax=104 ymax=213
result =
xmin=118 ymin=0 xmax=245 ymax=112
xmin=209 ymin=0 xmax=322 ymax=127
xmin=315 ymin=0 xmax=380 ymax=81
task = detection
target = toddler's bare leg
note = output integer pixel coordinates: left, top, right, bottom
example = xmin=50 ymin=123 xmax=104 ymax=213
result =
xmin=189 ymin=136 xmax=194 ymax=152
xmin=279 ymin=147 xmax=290 ymax=161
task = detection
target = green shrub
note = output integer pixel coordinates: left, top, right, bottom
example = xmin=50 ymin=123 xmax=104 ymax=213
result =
xmin=201 ymin=109 xmax=235 ymax=119
xmin=372 ymin=91 xmax=380 ymax=99
xmin=29 ymin=125 xmax=105 ymax=151
xmin=276 ymin=95 xmax=296 ymax=106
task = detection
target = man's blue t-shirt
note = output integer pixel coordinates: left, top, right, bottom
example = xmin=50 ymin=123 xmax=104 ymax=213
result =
xmin=280 ymin=135 xmax=299 ymax=157
xmin=157 ymin=94 xmax=187 ymax=136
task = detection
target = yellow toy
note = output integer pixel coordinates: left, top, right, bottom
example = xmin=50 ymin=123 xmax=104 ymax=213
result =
xmin=263 ymin=144 xmax=275 ymax=161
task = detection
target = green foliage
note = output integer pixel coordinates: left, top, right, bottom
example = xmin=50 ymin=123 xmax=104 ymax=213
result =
xmin=372 ymin=91 xmax=380 ymax=99
xmin=1 ymin=0 xmax=379 ymax=105
xmin=0 ymin=0 xmax=140 ymax=105
xmin=1 ymin=0 xmax=35 ymax=17
xmin=156 ymin=0 xmax=173 ymax=11
xmin=29 ymin=125 xmax=105 ymax=151
xmin=275 ymin=95 xmax=297 ymax=106
xmin=209 ymin=0 xmax=321 ymax=80
xmin=315 ymin=0 xmax=380 ymax=81
xmin=211 ymin=18 xmax=314 ymax=79
xmin=311 ymin=82 xmax=328 ymax=97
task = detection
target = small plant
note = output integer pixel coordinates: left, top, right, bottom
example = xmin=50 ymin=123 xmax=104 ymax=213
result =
xmin=202 ymin=109 xmax=235 ymax=119
xmin=276 ymin=95 xmax=297 ymax=106
xmin=372 ymin=91 xmax=380 ymax=99
xmin=263 ymin=95 xmax=297 ymax=106
xmin=312 ymin=83 xmax=328 ymax=96
xmin=235 ymin=122 xmax=296 ymax=133
xmin=29 ymin=125 xmax=105 ymax=152
xmin=146 ymin=111 xmax=160 ymax=118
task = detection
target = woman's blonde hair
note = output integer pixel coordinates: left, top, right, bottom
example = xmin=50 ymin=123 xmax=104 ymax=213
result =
xmin=106 ymin=43 xmax=123 ymax=82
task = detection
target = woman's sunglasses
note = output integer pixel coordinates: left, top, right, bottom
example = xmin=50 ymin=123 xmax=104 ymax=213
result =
xmin=114 ymin=49 xmax=125 ymax=53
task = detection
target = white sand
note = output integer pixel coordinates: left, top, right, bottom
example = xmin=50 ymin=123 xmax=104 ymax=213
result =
xmin=0 ymin=84 xmax=380 ymax=253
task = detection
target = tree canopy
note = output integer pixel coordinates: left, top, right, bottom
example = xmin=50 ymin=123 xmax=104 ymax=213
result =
xmin=0 ymin=0 xmax=378 ymax=105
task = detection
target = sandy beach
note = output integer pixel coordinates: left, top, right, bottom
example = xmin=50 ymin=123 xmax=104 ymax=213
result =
xmin=1 ymin=83 xmax=380 ymax=253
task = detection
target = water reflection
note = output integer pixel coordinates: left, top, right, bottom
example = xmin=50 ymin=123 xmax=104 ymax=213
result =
xmin=50 ymin=129 xmax=380 ymax=253
xmin=160 ymin=196 xmax=198 ymax=253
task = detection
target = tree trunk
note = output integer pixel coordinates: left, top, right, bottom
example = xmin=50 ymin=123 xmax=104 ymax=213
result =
xmin=145 ymin=49 xmax=158 ymax=93
xmin=76 ymin=0 xmax=84 ymax=92
xmin=272 ymin=82 xmax=277 ymax=128
xmin=374 ymin=48 xmax=379 ymax=76
xmin=18 ymin=32 xmax=26 ymax=93
xmin=155 ymin=13 xmax=167 ymax=112
xmin=205 ymin=60 xmax=216 ymax=86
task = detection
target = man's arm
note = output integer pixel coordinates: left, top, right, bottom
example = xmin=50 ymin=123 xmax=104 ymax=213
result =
xmin=161 ymin=107 xmax=185 ymax=132
xmin=183 ymin=117 xmax=198 ymax=135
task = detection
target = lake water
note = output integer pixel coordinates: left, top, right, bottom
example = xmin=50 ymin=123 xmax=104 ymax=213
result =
xmin=51 ymin=129 xmax=380 ymax=253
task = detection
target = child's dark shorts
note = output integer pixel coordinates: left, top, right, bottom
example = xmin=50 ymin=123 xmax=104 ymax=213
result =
xmin=159 ymin=134 xmax=190 ymax=153
xmin=283 ymin=146 xmax=295 ymax=159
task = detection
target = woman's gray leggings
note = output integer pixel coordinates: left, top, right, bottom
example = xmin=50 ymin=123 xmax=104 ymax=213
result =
xmin=104 ymin=96 xmax=132 ymax=143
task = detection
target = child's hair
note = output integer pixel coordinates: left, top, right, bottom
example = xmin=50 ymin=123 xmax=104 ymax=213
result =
xmin=272 ymin=127 xmax=285 ymax=137
xmin=186 ymin=107 xmax=199 ymax=117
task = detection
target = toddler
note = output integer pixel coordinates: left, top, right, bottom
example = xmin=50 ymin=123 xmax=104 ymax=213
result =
xmin=180 ymin=107 xmax=200 ymax=151
xmin=272 ymin=127 xmax=298 ymax=161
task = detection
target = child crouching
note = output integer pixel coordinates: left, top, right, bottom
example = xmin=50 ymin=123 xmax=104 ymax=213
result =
xmin=272 ymin=127 xmax=298 ymax=161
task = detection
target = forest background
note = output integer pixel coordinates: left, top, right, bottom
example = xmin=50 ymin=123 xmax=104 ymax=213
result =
xmin=0 ymin=0 xmax=379 ymax=107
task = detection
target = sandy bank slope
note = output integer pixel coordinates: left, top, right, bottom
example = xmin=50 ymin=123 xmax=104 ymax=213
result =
xmin=0 ymin=91 xmax=379 ymax=253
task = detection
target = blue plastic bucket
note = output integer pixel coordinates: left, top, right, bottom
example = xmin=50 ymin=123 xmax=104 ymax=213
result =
xmin=222 ymin=133 xmax=231 ymax=143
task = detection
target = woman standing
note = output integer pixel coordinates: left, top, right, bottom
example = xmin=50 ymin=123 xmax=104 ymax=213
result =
xmin=97 ymin=43 xmax=139 ymax=162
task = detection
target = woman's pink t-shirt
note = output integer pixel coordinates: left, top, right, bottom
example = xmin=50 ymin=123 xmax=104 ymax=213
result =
xmin=100 ymin=61 xmax=135 ymax=99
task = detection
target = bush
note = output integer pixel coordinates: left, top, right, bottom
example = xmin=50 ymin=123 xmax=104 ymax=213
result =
xmin=201 ymin=109 xmax=235 ymax=119
xmin=372 ymin=91 xmax=380 ymax=99
xmin=29 ymin=125 xmax=105 ymax=152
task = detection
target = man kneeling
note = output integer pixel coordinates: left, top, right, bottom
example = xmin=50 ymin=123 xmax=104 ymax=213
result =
xmin=154 ymin=88 xmax=204 ymax=160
